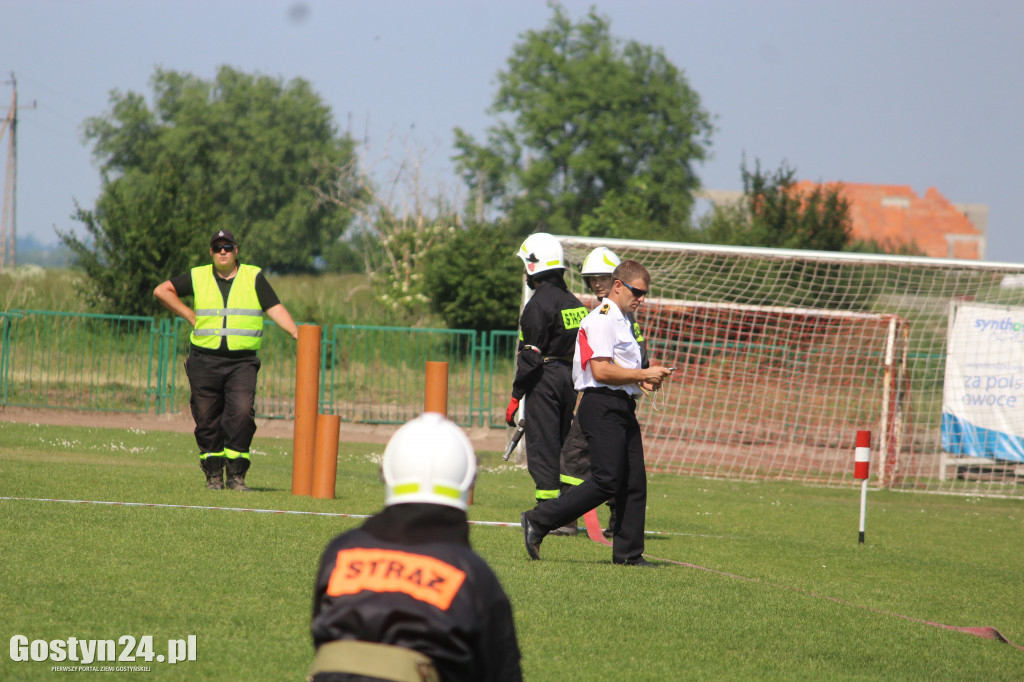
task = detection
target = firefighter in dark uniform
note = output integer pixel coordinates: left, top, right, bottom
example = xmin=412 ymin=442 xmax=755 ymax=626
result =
xmin=153 ymin=229 xmax=299 ymax=491
xmin=505 ymin=233 xmax=587 ymax=517
xmin=521 ymin=260 xmax=673 ymax=566
xmin=310 ymin=413 xmax=522 ymax=682
xmin=558 ymin=247 xmax=649 ymax=537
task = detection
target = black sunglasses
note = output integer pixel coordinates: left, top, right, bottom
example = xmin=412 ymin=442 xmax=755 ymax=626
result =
xmin=212 ymin=243 xmax=236 ymax=253
xmin=620 ymin=281 xmax=648 ymax=299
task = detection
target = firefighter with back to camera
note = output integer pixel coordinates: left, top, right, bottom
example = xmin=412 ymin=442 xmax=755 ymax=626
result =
xmin=309 ymin=413 xmax=522 ymax=682
xmin=505 ymin=233 xmax=587 ymax=528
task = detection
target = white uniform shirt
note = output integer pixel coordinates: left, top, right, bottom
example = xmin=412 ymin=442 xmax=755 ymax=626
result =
xmin=572 ymin=298 xmax=643 ymax=396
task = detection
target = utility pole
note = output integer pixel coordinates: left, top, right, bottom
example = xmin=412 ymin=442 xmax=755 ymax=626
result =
xmin=1 ymin=72 xmax=36 ymax=270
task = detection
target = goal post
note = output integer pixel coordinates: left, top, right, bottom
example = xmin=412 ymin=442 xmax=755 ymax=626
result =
xmin=550 ymin=236 xmax=1024 ymax=497
xmin=629 ymin=296 xmax=906 ymax=486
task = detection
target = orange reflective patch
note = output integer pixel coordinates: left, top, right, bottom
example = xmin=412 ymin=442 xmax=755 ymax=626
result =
xmin=326 ymin=548 xmax=466 ymax=611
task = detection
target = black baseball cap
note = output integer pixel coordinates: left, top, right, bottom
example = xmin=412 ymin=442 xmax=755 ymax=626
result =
xmin=210 ymin=229 xmax=236 ymax=246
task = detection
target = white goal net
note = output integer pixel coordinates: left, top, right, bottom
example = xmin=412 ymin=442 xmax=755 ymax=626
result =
xmin=555 ymin=236 xmax=1024 ymax=497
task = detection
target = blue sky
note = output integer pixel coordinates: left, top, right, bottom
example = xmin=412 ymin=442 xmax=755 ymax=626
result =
xmin=3 ymin=0 xmax=1023 ymax=263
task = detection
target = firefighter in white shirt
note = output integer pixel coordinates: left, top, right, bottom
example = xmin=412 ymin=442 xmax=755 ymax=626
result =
xmin=558 ymin=247 xmax=649 ymax=537
xmin=520 ymin=260 xmax=672 ymax=566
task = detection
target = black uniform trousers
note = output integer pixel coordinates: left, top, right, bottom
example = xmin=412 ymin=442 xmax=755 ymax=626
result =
xmin=185 ymin=348 xmax=260 ymax=455
xmin=559 ymin=414 xmax=589 ymax=484
xmin=524 ymin=362 xmax=576 ymax=501
xmin=528 ymin=389 xmax=646 ymax=563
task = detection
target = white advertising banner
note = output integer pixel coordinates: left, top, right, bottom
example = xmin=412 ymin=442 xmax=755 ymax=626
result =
xmin=941 ymin=302 xmax=1024 ymax=462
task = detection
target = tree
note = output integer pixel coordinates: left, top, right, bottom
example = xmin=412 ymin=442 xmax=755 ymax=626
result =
xmin=62 ymin=163 xmax=215 ymax=315
xmin=66 ymin=66 xmax=356 ymax=298
xmin=314 ymin=133 xmax=459 ymax=323
xmin=695 ymin=158 xmax=852 ymax=251
xmin=453 ymin=2 xmax=712 ymax=239
xmin=422 ymin=222 xmax=522 ymax=332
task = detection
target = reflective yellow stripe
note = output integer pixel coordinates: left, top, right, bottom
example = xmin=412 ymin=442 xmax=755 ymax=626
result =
xmin=559 ymin=474 xmax=584 ymax=486
xmin=224 ymin=448 xmax=249 ymax=460
xmin=535 ymin=489 xmax=559 ymax=500
xmin=195 ymin=308 xmax=262 ymax=316
xmin=394 ymin=483 xmax=419 ymax=495
xmin=193 ymin=328 xmax=263 ymax=337
xmin=433 ymin=484 xmax=460 ymax=500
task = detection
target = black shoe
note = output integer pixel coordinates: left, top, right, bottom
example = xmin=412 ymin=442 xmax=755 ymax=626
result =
xmin=521 ymin=512 xmax=546 ymax=560
xmin=615 ymin=558 xmax=657 ymax=567
xmin=602 ymin=527 xmax=613 ymax=539
xmin=550 ymin=522 xmax=578 ymax=537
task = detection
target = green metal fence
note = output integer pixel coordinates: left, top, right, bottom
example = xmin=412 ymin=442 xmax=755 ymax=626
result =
xmin=0 ymin=311 xmax=160 ymax=412
xmin=0 ymin=310 xmax=518 ymax=428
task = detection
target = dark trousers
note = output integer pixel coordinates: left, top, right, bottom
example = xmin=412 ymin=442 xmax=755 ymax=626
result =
xmin=185 ymin=349 xmax=260 ymax=455
xmin=559 ymin=414 xmax=616 ymax=517
xmin=559 ymin=412 xmax=590 ymax=484
xmin=524 ymin=363 xmax=576 ymax=501
xmin=530 ymin=390 xmax=646 ymax=563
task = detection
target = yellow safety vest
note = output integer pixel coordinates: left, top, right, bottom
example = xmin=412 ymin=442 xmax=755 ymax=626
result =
xmin=189 ymin=264 xmax=264 ymax=351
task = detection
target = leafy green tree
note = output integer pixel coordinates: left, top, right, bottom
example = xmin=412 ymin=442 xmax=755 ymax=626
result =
xmin=695 ymin=159 xmax=852 ymax=251
xmin=845 ymin=236 xmax=925 ymax=256
xmin=454 ymin=2 xmax=712 ymax=239
xmin=691 ymin=160 xmax=937 ymax=311
xmin=313 ymin=140 xmax=457 ymax=323
xmin=68 ymin=66 xmax=356 ymax=297
xmin=61 ymin=163 xmax=215 ymax=315
xmin=578 ymin=177 xmax=695 ymax=241
xmin=422 ymin=223 xmax=521 ymax=332
xmin=323 ymin=231 xmax=375 ymax=274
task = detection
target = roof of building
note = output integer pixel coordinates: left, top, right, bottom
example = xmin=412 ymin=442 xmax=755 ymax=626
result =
xmin=791 ymin=181 xmax=983 ymax=259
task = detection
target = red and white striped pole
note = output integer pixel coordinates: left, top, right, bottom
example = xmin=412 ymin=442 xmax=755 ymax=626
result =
xmin=855 ymin=430 xmax=871 ymax=544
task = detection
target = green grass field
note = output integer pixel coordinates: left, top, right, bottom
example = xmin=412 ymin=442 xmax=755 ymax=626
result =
xmin=1 ymin=421 xmax=1022 ymax=681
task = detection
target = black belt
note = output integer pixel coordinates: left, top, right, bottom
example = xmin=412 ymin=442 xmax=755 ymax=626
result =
xmin=542 ymin=355 xmax=572 ymax=366
xmin=584 ymin=386 xmax=635 ymax=401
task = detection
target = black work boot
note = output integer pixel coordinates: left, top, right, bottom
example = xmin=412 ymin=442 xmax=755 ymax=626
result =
xmin=550 ymin=519 xmax=579 ymax=536
xmin=200 ymin=456 xmax=225 ymax=490
xmin=225 ymin=457 xmax=251 ymax=492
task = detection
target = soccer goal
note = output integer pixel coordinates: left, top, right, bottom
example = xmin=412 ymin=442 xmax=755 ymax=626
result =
xmin=554 ymin=236 xmax=1024 ymax=497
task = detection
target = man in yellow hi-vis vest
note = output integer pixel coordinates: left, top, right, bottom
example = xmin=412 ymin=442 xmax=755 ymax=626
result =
xmin=154 ymin=229 xmax=299 ymax=491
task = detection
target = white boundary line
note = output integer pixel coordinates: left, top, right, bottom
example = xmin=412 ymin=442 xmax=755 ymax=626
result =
xmin=2 ymin=499 xmax=1015 ymax=649
xmin=0 ymin=496 xmax=738 ymax=538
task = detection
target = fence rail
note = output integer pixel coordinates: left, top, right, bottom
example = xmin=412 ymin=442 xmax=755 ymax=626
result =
xmin=0 ymin=311 xmax=515 ymax=428
xmin=4 ymin=308 xmax=1022 ymax=497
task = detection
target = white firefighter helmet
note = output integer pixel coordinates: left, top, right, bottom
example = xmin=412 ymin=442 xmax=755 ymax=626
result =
xmin=516 ymin=232 xmax=566 ymax=276
xmin=581 ymin=246 xmax=621 ymax=276
xmin=382 ymin=413 xmax=477 ymax=510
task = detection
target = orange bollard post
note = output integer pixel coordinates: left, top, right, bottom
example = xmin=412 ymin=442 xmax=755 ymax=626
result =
xmin=424 ymin=361 xmax=474 ymax=504
xmin=292 ymin=324 xmax=322 ymax=496
xmin=312 ymin=414 xmax=342 ymax=499
xmin=424 ymin=361 xmax=449 ymax=415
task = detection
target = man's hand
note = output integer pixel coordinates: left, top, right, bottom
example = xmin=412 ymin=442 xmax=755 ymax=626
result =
xmin=505 ymin=396 xmax=521 ymax=427
xmin=640 ymin=365 xmax=673 ymax=389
